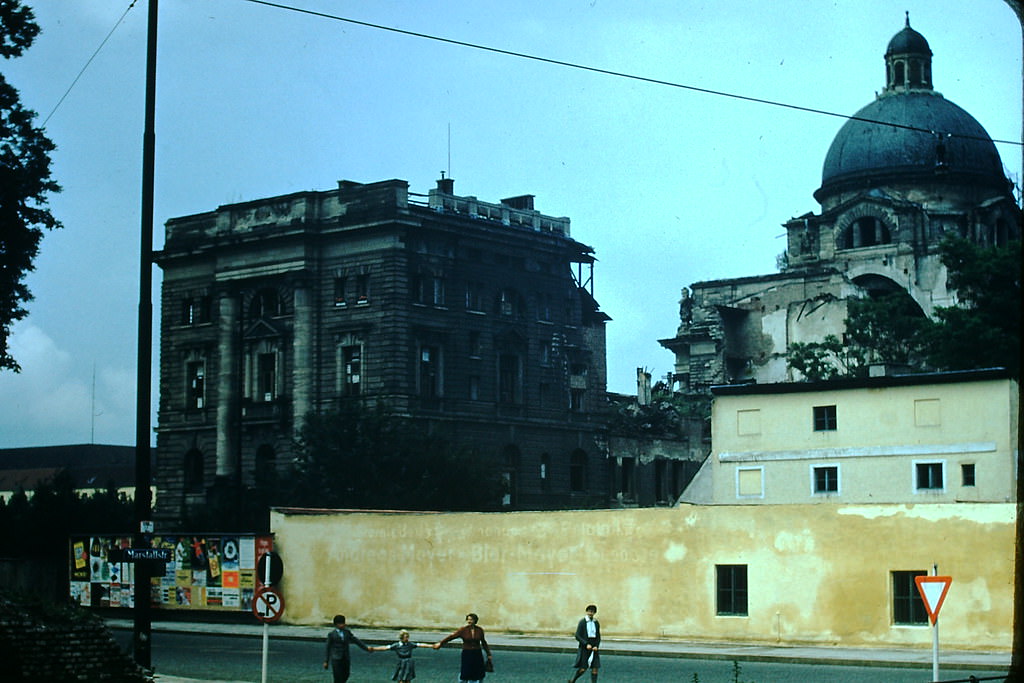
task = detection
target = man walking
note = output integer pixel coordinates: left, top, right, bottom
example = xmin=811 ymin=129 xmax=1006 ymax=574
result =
xmin=569 ymin=604 xmax=600 ymax=683
xmin=323 ymin=614 xmax=370 ymax=683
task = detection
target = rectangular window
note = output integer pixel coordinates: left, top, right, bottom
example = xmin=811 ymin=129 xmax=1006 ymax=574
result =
xmin=570 ymin=452 xmax=586 ymax=492
xmin=469 ymin=375 xmax=480 ymax=401
xmin=617 ymin=457 xmax=636 ymax=499
xmin=419 ymin=345 xmax=441 ymax=398
xmin=257 ymin=353 xmax=276 ymax=402
xmin=915 ymin=461 xmax=944 ymax=491
xmin=892 ymin=570 xmax=928 ymax=625
xmin=716 ymin=565 xmax=748 ymax=616
xmin=813 ymin=405 xmax=837 ymax=431
xmin=333 ymin=277 xmax=347 ymax=306
xmin=569 ymin=388 xmax=585 ymax=412
xmin=812 ymin=465 xmax=839 ymax=494
xmin=465 ymin=281 xmax=485 ymax=311
xmin=342 ymin=345 xmax=361 ymax=396
xmin=961 ymin=463 xmax=976 ymax=487
xmin=469 ymin=331 xmax=482 ymax=358
xmin=498 ymin=353 xmax=521 ymax=404
xmin=736 ymin=467 xmax=763 ymax=498
xmin=355 ymin=273 xmax=369 ymax=304
xmin=181 ymin=296 xmax=210 ymax=325
xmin=736 ymin=409 xmax=761 ymax=436
xmin=186 ymin=361 xmax=205 ymax=409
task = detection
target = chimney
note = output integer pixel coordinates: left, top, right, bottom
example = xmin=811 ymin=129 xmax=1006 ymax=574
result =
xmin=436 ymin=172 xmax=454 ymax=195
xmin=637 ymin=368 xmax=652 ymax=406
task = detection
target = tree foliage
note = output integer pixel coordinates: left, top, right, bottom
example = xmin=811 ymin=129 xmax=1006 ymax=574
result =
xmin=0 ymin=470 xmax=134 ymax=560
xmin=922 ymin=236 xmax=1021 ymax=376
xmin=279 ymin=403 xmax=506 ymax=511
xmin=786 ymin=236 xmax=1021 ymax=380
xmin=608 ymin=382 xmax=710 ymax=438
xmin=0 ymin=0 xmax=61 ymax=372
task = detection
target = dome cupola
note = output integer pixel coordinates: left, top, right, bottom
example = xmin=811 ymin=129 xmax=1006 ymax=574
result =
xmin=815 ymin=18 xmax=1007 ymax=203
xmin=884 ymin=13 xmax=933 ymax=92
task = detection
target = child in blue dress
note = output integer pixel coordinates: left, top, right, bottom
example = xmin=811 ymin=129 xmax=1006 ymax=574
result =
xmin=370 ymin=629 xmax=432 ymax=682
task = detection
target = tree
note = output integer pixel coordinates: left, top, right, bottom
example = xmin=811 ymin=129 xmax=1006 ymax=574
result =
xmin=0 ymin=0 xmax=61 ymax=372
xmin=281 ymin=403 xmax=506 ymax=511
xmin=786 ymin=237 xmax=1021 ymax=380
xmin=922 ymin=236 xmax=1021 ymax=377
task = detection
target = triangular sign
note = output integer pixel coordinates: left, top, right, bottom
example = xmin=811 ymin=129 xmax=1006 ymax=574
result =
xmin=915 ymin=575 xmax=952 ymax=625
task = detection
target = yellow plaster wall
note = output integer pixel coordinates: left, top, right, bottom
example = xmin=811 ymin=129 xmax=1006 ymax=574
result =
xmin=271 ymin=502 xmax=1014 ymax=651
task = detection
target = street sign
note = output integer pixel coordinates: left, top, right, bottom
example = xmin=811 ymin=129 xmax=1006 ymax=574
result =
xmin=257 ymin=551 xmax=284 ymax=586
xmin=253 ymin=586 xmax=285 ymax=623
xmin=123 ymin=547 xmax=173 ymax=562
xmin=915 ymin=575 xmax=952 ymax=625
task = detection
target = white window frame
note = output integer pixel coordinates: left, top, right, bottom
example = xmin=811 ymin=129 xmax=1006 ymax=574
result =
xmin=735 ymin=466 xmax=764 ymax=499
xmin=810 ymin=463 xmax=841 ymax=497
xmin=912 ymin=459 xmax=946 ymax=494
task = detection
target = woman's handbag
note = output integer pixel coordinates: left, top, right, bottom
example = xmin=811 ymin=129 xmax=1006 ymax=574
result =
xmin=485 ymin=658 xmax=494 ymax=673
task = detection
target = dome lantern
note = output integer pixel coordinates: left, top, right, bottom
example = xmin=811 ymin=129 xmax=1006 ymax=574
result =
xmin=884 ymin=13 xmax=933 ymax=93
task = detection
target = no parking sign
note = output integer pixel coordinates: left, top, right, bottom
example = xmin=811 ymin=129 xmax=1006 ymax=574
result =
xmin=252 ymin=586 xmax=285 ymax=623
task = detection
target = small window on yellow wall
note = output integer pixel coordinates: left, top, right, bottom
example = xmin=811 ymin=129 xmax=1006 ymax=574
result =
xmin=737 ymin=409 xmax=761 ymax=435
xmin=737 ymin=467 xmax=763 ymax=498
xmin=914 ymin=399 xmax=941 ymax=427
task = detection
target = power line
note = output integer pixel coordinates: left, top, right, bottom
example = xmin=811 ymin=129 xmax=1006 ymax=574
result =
xmin=242 ymin=0 xmax=1022 ymax=148
xmin=42 ymin=1 xmax=139 ymax=127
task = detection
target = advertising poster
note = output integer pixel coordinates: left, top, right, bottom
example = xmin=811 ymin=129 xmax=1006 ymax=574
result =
xmin=68 ymin=534 xmax=265 ymax=613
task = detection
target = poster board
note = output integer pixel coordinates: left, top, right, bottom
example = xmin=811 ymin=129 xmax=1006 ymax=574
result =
xmin=69 ymin=534 xmax=272 ymax=612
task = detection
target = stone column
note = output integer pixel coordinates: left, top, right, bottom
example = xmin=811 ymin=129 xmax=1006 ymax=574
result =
xmin=292 ymin=286 xmax=314 ymax=433
xmin=216 ymin=293 xmax=240 ymax=479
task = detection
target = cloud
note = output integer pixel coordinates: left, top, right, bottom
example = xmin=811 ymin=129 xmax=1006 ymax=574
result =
xmin=0 ymin=322 xmax=134 ymax=447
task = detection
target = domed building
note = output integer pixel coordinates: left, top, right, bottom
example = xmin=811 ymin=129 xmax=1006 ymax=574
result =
xmin=660 ymin=18 xmax=1020 ymax=390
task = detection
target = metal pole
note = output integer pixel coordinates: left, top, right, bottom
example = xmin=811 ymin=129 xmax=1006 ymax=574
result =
xmin=932 ymin=564 xmax=939 ymax=683
xmin=133 ymin=0 xmax=158 ymax=670
xmin=261 ymin=554 xmax=272 ymax=683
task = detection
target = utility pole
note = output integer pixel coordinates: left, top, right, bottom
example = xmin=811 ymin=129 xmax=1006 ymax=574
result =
xmin=133 ymin=0 xmax=158 ymax=670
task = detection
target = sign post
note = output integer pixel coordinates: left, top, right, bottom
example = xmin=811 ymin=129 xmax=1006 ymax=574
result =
xmin=253 ymin=551 xmax=284 ymax=683
xmin=915 ymin=570 xmax=952 ymax=682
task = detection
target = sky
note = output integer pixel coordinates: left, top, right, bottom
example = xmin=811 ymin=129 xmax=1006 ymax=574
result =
xmin=0 ymin=0 xmax=1020 ymax=448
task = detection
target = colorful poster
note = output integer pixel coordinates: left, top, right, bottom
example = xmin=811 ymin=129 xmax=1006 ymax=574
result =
xmin=69 ymin=534 xmax=260 ymax=613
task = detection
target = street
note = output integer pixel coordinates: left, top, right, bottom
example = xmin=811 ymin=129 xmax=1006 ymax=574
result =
xmin=112 ymin=630 xmax=1008 ymax=682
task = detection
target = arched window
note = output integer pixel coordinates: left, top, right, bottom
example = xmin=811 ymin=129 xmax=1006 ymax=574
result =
xmin=570 ymin=449 xmax=587 ymax=492
xmin=502 ymin=445 xmax=521 ymax=506
xmin=184 ymin=449 xmax=204 ymax=493
xmin=540 ymin=453 xmax=551 ymax=491
xmin=838 ymin=216 xmax=891 ymax=249
xmin=255 ymin=445 xmax=276 ymax=485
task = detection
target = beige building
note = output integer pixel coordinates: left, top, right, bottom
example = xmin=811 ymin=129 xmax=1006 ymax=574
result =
xmin=682 ymin=369 xmax=1017 ymax=505
xmin=271 ymin=503 xmax=1014 ymax=651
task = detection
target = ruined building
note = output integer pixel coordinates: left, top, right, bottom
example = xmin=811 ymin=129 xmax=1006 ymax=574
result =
xmin=153 ymin=177 xmax=612 ymax=524
xmin=660 ymin=19 xmax=1020 ymax=391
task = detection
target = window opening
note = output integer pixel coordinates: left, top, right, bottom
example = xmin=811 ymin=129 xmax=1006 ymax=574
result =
xmin=716 ymin=565 xmax=748 ymax=616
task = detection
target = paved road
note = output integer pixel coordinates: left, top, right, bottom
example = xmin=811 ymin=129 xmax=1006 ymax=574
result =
xmin=111 ymin=629 xmax=1010 ymax=683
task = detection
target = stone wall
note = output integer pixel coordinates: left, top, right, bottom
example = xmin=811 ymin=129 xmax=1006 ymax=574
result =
xmin=0 ymin=592 xmax=148 ymax=682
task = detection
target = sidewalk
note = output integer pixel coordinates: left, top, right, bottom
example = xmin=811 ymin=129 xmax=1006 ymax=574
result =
xmin=105 ymin=618 xmax=1010 ymax=681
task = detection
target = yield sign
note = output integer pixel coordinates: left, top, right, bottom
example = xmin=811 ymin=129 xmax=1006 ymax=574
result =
xmin=915 ymin=575 xmax=952 ymax=625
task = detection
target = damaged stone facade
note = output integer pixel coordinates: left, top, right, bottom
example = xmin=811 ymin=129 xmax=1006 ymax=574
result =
xmin=661 ymin=19 xmax=1020 ymax=390
xmin=154 ymin=177 xmax=612 ymax=523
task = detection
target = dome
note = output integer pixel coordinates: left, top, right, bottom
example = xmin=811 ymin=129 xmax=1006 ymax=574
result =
xmin=816 ymin=20 xmax=1007 ymax=201
xmin=886 ymin=24 xmax=931 ymax=57
xmin=817 ymin=92 xmax=1005 ymax=198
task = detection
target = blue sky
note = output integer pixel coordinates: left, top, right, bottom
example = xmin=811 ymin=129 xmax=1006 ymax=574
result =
xmin=0 ymin=0 xmax=1020 ymax=447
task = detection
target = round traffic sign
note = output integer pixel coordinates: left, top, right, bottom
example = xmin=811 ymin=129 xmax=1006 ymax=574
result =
xmin=253 ymin=586 xmax=285 ymax=623
xmin=256 ymin=551 xmax=284 ymax=586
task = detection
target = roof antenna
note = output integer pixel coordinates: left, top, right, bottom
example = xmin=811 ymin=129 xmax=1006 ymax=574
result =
xmin=447 ymin=121 xmax=452 ymax=179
